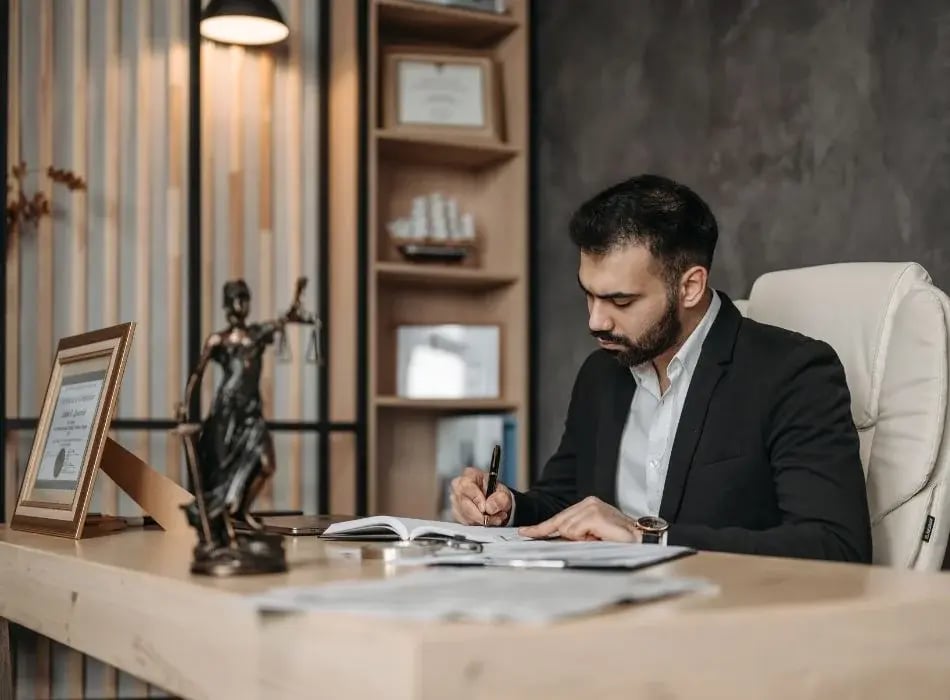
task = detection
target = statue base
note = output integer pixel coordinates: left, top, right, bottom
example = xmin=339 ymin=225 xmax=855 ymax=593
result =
xmin=190 ymin=531 xmax=288 ymax=576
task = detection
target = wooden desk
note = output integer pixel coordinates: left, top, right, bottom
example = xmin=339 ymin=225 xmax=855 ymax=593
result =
xmin=2 ymin=527 xmax=950 ymax=700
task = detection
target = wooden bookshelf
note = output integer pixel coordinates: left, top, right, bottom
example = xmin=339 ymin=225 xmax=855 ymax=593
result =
xmin=365 ymin=0 xmax=529 ymax=519
xmin=376 ymin=396 xmax=518 ymax=413
xmin=377 ymin=129 xmax=519 ymax=168
xmin=376 ymin=0 xmax=519 ymax=45
xmin=376 ymin=261 xmax=517 ymax=289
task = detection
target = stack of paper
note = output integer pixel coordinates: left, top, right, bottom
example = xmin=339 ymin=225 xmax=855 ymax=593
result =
xmin=248 ymin=568 xmax=715 ymax=623
xmin=408 ymin=541 xmax=695 ymax=570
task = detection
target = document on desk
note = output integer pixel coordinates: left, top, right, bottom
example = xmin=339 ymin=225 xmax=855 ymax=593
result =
xmin=248 ymin=568 xmax=716 ymax=623
xmin=404 ymin=541 xmax=696 ymax=571
xmin=321 ymin=515 xmax=528 ymax=543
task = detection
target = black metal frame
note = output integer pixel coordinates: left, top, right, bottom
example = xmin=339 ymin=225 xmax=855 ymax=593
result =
xmin=0 ymin=0 xmax=9 ymax=523
xmin=355 ymin=0 xmax=369 ymax=516
xmin=316 ymin=0 xmax=333 ymax=515
xmin=187 ymin=0 xmax=203 ymax=422
xmin=527 ymin=0 xmax=538 ymax=483
xmin=0 ymin=0 xmax=364 ymax=523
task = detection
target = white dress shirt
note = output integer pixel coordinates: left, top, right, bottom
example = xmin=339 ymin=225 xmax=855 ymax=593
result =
xmin=616 ymin=291 xmax=721 ymax=518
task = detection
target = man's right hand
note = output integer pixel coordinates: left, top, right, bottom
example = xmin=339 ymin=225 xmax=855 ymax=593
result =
xmin=450 ymin=467 xmax=513 ymax=527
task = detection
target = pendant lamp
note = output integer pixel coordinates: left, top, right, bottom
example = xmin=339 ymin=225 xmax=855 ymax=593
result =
xmin=200 ymin=0 xmax=289 ymax=46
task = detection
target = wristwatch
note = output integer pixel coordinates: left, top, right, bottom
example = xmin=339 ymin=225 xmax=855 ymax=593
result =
xmin=635 ymin=516 xmax=669 ymax=545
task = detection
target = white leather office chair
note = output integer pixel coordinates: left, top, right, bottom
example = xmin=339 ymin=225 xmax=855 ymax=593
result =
xmin=736 ymin=262 xmax=950 ymax=570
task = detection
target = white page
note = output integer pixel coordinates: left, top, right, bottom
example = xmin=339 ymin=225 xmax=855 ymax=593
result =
xmin=323 ymin=516 xmax=527 ymax=543
xmin=248 ymin=568 xmax=715 ymax=623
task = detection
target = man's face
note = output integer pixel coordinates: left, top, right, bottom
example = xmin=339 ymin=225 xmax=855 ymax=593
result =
xmin=578 ymin=244 xmax=681 ymax=367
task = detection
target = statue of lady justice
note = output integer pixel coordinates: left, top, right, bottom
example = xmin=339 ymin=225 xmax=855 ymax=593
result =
xmin=175 ymin=276 xmax=315 ymax=575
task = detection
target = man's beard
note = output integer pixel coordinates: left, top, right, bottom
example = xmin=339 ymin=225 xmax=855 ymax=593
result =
xmin=591 ymin=289 xmax=682 ymax=368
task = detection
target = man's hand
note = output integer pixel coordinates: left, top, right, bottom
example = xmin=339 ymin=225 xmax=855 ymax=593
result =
xmin=450 ymin=467 xmax=513 ymax=526
xmin=519 ymin=496 xmax=642 ymax=542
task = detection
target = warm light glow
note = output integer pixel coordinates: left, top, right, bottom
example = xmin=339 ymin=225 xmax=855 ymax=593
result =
xmin=200 ymin=15 xmax=289 ymax=45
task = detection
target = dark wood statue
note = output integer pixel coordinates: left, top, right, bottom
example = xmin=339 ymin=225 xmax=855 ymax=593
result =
xmin=175 ymin=277 xmax=316 ymax=576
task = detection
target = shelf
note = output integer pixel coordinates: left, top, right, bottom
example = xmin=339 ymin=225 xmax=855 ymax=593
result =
xmin=376 ymin=130 xmax=519 ymax=169
xmin=366 ymin=0 xmax=529 ymax=516
xmin=376 ymin=396 xmax=518 ymax=414
xmin=377 ymin=0 xmax=520 ymax=46
xmin=376 ymin=261 xmax=517 ymax=289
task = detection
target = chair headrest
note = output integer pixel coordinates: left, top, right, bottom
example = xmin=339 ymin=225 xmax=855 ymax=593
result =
xmin=746 ymin=262 xmax=932 ymax=428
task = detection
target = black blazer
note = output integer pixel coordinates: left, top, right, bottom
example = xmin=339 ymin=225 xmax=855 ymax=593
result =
xmin=514 ymin=293 xmax=873 ymax=563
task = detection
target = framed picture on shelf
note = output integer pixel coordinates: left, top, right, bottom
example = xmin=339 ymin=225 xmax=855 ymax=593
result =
xmin=10 ymin=322 xmax=135 ymax=538
xmin=382 ymin=45 xmax=504 ymax=142
xmin=396 ymin=324 xmax=500 ymax=399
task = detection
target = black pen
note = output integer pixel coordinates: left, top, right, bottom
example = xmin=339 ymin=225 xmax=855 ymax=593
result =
xmin=483 ymin=444 xmax=501 ymax=527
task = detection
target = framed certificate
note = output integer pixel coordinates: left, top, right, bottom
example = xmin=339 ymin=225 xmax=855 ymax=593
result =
xmin=395 ymin=323 xmax=500 ymax=399
xmin=11 ymin=322 xmax=135 ymax=538
xmin=382 ymin=46 xmax=503 ymax=141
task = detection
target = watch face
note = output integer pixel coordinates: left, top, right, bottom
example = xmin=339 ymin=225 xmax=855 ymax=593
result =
xmin=637 ymin=516 xmax=668 ymax=532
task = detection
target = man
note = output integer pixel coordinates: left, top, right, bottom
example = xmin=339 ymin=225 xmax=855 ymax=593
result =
xmin=451 ymin=174 xmax=872 ymax=562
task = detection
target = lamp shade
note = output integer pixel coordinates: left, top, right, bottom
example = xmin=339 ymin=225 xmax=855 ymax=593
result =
xmin=200 ymin=0 xmax=289 ymax=46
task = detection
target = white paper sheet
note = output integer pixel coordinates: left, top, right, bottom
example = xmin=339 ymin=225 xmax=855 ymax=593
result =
xmin=322 ymin=515 xmax=529 ymax=543
xmin=412 ymin=541 xmax=695 ymax=569
xmin=247 ymin=568 xmax=716 ymax=623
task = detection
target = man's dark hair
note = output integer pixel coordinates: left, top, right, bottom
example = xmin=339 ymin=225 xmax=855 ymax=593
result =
xmin=568 ymin=174 xmax=718 ymax=284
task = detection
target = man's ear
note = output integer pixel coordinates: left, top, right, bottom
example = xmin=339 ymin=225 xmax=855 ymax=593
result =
xmin=679 ymin=266 xmax=709 ymax=309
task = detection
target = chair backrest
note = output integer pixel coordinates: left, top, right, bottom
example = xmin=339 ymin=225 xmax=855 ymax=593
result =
xmin=739 ymin=262 xmax=950 ymax=570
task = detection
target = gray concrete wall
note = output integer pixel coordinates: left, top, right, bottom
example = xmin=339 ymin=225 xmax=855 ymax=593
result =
xmin=533 ymin=0 xmax=950 ymax=473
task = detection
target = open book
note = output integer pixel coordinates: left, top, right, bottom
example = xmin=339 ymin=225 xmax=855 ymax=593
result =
xmin=321 ymin=516 xmax=527 ymax=544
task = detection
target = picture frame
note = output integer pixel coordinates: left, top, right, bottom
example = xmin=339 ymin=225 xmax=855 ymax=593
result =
xmin=11 ymin=322 xmax=135 ymax=538
xmin=382 ymin=45 xmax=504 ymax=142
xmin=395 ymin=323 xmax=501 ymax=399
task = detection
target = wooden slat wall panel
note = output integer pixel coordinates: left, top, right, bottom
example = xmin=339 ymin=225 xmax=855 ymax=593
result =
xmin=286 ymin=0 xmax=305 ymax=511
xmin=327 ymin=0 xmax=360 ymax=514
xmin=98 ymin=0 xmax=121 ymax=519
xmin=57 ymin=11 xmax=86 ymax=700
xmin=6 ymin=1 xmax=193 ymax=697
xmin=200 ymin=0 xmax=321 ymax=516
xmin=258 ymin=50 xmax=276 ymax=505
xmin=300 ymin=0 xmax=321 ymax=508
xmin=165 ymin=0 xmax=186 ymax=491
xmin=34 ymin=3 xmax=54 ymax=696
xmin=83 ymin=3 xmax=121 ymax=693
xmin=4 ymin=0 xmax=21 ymax=530
xmin=5 ymin=0 xmax=326 ymax=696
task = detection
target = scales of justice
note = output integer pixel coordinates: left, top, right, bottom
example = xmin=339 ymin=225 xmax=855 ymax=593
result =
xmin=174 ymin=276 xmax=320 ymax=576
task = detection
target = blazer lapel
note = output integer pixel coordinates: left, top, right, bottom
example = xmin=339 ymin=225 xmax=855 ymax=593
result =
xmin=593 ymin=367 xmax=635 ymax=505
xmin=659 ymin=293 xmax=741 ymax=521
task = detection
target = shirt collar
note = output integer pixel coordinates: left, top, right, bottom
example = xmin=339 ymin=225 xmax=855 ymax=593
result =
xmin=630 ymin=289 xmax=721 ymax=386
